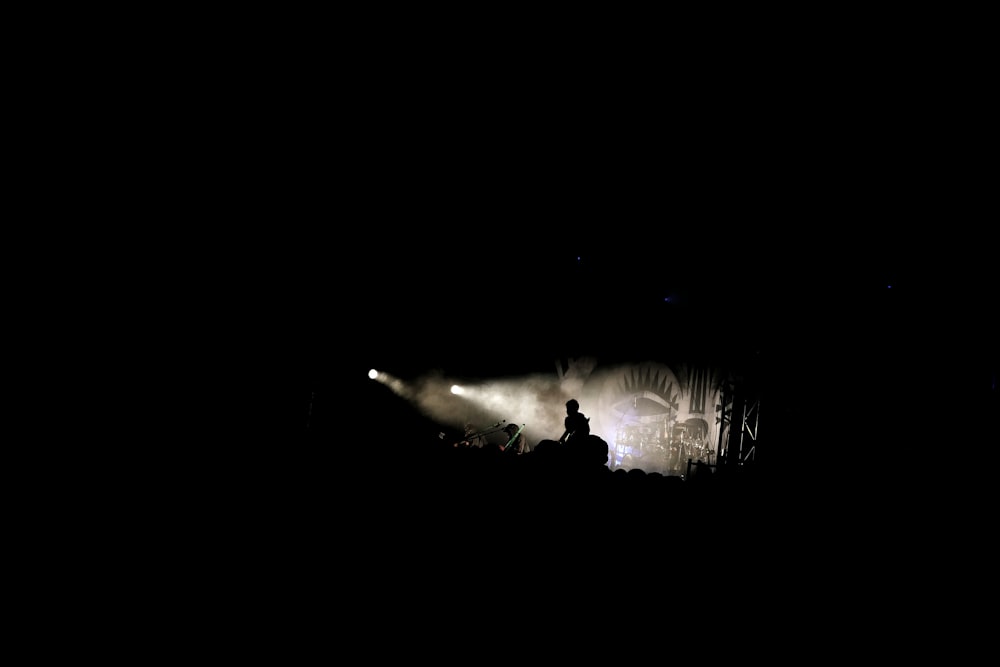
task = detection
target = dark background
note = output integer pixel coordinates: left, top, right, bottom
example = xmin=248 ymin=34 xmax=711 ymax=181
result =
xmin=95 ymin=13 xmax=994 ymax=473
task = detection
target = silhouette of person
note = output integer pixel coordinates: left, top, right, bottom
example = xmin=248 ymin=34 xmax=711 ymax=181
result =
xmin=559 ymin=398 xmax=590 ymax=445
xmin=499 ymin=423 xmax=527 ymax=454
xmin=455 ymin=422 xmax=488 ymax=448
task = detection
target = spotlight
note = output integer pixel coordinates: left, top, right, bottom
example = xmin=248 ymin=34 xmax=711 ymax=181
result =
xmin=368 ymin=369 xmax=378 ymax=380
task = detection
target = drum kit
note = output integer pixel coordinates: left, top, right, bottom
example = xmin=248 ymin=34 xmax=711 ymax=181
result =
xmin=615 ymin=421 xmax=713 ymax=472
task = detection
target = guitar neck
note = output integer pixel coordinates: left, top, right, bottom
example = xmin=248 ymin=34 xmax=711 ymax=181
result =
xmin=504 ymin=424 xmax=525 ymax=450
